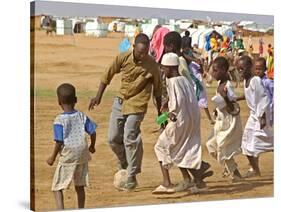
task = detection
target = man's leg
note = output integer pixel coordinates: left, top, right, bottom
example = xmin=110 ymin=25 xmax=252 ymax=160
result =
xmin=108 ymin=97 xmax=127 ymax=169
xmin=123 ymin=113 xmax=144 ymax=185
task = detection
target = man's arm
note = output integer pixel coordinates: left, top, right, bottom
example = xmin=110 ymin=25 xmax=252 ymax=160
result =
xmin=88 ymin=54 xmax=124 ymax=111
xmin=47 ymin=142 xmax=62 ymax=166
xmin=88 ymin=82 xmax=107 ymax=111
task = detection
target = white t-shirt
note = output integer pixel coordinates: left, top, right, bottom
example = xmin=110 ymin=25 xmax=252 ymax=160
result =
xmin=53 ymin=110 xmax=97 ymax=165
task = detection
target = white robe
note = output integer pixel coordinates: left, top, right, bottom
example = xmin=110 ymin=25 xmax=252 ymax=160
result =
xmin=154 ymin=76 xmax=202 ymax=169
xmin=242 ymin=76 xmax=273 ymax=157
xmin=206 ymin=81 xmax=242 ymax=164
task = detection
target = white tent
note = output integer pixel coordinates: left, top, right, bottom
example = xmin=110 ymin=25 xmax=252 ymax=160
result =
xmin=197 ymin=28 xmax=214 ymax=49
xmin=243 ymin=23 xmax=273 ymax=33
xmin=190 ymin=28 xmax=207 ymax=48
xmin=150 ymin=18 xmax=165 ymax=25
xmin=141 ymin=24 xmax=157 ymax=39
xmin=85 ymin=21 xmax=108 ymax=37
xmin=238 ymin=21 xmax=255 ymax=27
xmin=108 ymin=21 xmax=126 ymax=32
xmin=70 ymin=18 xmax=86 ymax=33
xmin=124 ymin=25 xmax=137 ymax=37
xmin=56 ymin=19 xmax=73 ymax=35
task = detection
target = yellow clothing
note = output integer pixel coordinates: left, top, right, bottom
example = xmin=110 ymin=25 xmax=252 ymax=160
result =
xmin=101 ymin=51 xmax=161 ymax=115
xmin=267 ymin=55 xmax=274 ymax=79
xmin=210 ymin=38 xmax=218 ymax=51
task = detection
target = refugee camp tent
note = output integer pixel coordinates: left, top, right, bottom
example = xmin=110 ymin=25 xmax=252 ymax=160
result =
xmin=124 ymin=25 xmax=137 ymax=37
xmin=190 ymin=28 xmax=207 ymax=48
xmin=70 ymin=18 xmax=86 ymax=33
xmin=85 ymin=20 xmax=108 ymax=37
xmin=108 ymin=21 xmax=126 ymax=32
xmin=150 ymin=18 xmax=165 ymax=25
xmin=243 ymin=23 xmax=273 ymax=33
xmin=197 ymin=28 xmax=215 ymax=49
xmin=238 ymin=21 xmax=255 ymax=27
xmin=141 ymin=24 xmax=157 ymax=39
xmin=56 ymin=19 xmax=73 ymax=35
xmin=214 ymin=26 xmax=234 ymax=39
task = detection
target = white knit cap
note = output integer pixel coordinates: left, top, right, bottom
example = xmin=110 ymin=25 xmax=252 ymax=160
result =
xmin=161 ymin=52 xmax=179 ymax=66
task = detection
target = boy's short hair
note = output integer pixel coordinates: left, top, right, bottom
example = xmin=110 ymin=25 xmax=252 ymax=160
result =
xmin=134 ymin=33 xmax=150 ymax=47
xmin=164 ymin=31 xmax=182 ymax=51
xmin=238 ymin=55 xmax=253 ymax=69
xmin=256 ymin=57 xmax=267 ymax=70
xmin=213 ymin=56 xmax=229 ymax=71
xmin=57 ymin=83 xmax=76 ymax=104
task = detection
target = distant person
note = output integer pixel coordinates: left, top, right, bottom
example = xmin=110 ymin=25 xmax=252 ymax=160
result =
xmin=267 ymin=44 xmax=274 ymax=80
xmin=134 ymin=23 xmax=141 ymax=38
xmin=47 ymin=83 xmax=97 ymax=209
xmin=247 ymin=34 xmax=253 ymax=52
xmin=113 ymin=22 xmax=117 ymax=32
xmin=88 ymin=33 xmax=162 ymax=191
xmin=254 ymin=57 xmax=274 ymax=126
xmin=237 ymin=56 xmax=273 ymax=178
xmin=42 ymin=15 xmax=53 ymax=35
xmin=259 ymin=37 xmax=264 ymax=57
xmin=153 ymin=53 xmax=210 ymax=194
xmin=207 ymin=57 xmax=243 ymax=182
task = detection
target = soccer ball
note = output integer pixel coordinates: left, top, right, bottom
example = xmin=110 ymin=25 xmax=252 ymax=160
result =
xmin=113 ymin=169 xmax=127 ymax=189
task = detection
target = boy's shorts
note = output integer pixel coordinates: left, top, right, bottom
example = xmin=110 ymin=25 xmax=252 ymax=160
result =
xmin=51 ymin=163 xmax=89 ymax=191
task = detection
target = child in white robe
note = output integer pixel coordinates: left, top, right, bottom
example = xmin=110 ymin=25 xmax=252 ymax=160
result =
xmin=206 ymin=56 xmax=243 ymax=182
xmin=152 ymin=53 xmax=203 ymax=194
xmin=237 ymin=56 xmax=273 ymax=177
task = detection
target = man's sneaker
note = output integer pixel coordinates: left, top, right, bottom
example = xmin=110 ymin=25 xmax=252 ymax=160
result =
xmin=118 ymin=180 xmax=138 ymax=191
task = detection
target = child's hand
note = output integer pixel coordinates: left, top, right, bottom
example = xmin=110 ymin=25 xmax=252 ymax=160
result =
xmin=168 ymin=112 xmax=177 ymax=122
xmin=46 ymin=156 xmax=55 ymax=166
xmin=89 ymin=145 xmax=96 ymax=154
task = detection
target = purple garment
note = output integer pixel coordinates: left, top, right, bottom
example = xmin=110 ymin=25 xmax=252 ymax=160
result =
xmin=188 ymin=62 xmax=208 ymax=108
xmin=261 ymin=75 xmax=273 ymax=103
xmin=261 ymin=75 xmax=274 ymax=125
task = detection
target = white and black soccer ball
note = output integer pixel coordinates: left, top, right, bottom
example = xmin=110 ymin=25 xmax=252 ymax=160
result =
xmin=113 ymin=169 xmax=127 ymax=189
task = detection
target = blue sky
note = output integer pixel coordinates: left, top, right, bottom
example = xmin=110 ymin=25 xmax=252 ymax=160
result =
xmin=31 ymin=0 xmax=274 ymax=26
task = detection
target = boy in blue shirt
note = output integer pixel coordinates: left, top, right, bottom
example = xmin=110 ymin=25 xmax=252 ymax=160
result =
xmin=47 ymin=83 xmax=97 ymax=209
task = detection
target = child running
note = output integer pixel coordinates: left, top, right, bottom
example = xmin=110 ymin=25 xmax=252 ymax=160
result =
xmin=206 ymin=57 xmax=243 ymax=182
xmin=237 ymin=56 xmax=273 ymax=177
xmin=152 ymin=53 xmax=204 ymax=194
xmin=47 ymin=83 xmax=97 ymax=209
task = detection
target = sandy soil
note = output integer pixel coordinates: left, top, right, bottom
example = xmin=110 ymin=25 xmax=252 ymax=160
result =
xmin=32 ymin=30 xmax=274 ymax=211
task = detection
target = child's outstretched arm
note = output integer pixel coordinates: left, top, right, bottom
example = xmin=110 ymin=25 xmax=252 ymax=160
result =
xmin=47 ymin=142 xmax=62 ymax=166
xmin=89 ymin=132 xmax=96 ymax=154
xmin=236 ymin=95 xmax=245 ymax=101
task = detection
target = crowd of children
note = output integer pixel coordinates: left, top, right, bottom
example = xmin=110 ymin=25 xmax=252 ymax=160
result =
xmin=46 ymin=29 xmax=274 ymax=209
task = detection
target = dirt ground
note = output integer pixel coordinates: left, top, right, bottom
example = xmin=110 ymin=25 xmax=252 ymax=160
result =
xmin=32 ymin=30 xmax=274 ymax=211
